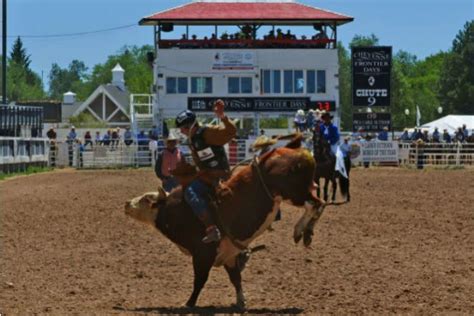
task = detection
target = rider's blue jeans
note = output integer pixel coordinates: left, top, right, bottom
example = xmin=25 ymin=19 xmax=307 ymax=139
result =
xmin=183 ymin=179 xmax=210 ymax=218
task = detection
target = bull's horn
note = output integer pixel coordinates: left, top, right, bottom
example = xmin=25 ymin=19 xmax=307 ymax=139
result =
xmin=157 ymin=186 xmax=168 ymax=200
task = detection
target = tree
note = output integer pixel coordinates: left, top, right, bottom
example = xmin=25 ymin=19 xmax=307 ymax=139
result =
xmin=10 ymin=37 xmax=36 ymax=85
xmin=79 ymin=45 xmax=154 ymax=100
xmin=48 ymin=60 xmax=88 ymax=99
xmin=439 ymin=20 xmax=474 ymax=114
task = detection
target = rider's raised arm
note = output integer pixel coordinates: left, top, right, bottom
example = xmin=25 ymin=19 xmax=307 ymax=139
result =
xmin=203 ymin=116 xmax=237 ymax=146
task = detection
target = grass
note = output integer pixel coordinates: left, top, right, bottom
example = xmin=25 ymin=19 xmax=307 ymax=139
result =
xmin=0 ymin=166 xmax=54 ymax=181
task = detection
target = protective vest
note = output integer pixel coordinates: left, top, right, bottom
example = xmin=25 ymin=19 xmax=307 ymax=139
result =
xmin=191 ymin=127 xmax=230 ymax=171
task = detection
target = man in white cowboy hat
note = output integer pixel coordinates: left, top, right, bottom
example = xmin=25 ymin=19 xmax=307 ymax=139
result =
xmin=377 ymin=126 xmax=389 ymax=141
xmin=155 ymin=132 xmax=184 ymax=192
xmin=294 ymin=109 xmax=307 ymax=132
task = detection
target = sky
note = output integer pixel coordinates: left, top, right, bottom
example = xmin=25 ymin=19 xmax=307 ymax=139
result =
xmin=2 ymin=0 xmax=473 ymax=86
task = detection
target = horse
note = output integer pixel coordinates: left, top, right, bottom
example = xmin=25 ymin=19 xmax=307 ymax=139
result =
xmin=124 ymin=135 xmax=328 ymax=309
xmin=312 ymin=130 xmax=349 ymax=202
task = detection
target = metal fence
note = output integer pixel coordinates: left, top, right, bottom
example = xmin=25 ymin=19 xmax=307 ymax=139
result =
xmin=0 ymin=137 xmax=49 ymax=173
xmin=400 ymin=142 xmax=474 ymax=166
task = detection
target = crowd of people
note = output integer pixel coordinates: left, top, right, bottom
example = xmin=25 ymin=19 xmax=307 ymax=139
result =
xmin=160 ymin=25 xmax=331 ymax=49
xmin=399 ymin=125 xmax=472 ymax=144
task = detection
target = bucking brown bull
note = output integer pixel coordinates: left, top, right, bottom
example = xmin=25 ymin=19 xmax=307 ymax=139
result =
xmin=124 ymin=135 xmax=325 ymax=309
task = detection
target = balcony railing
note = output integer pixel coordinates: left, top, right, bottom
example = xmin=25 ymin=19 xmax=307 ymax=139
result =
xmin=159 ymin=38 xmax=335 ymax=49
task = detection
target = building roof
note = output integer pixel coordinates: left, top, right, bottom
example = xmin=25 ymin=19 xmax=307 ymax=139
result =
xmin=140 ymin=1 xmax=353 ymax=26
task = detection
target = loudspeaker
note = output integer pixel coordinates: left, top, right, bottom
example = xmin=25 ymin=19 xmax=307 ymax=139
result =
xmin=161 ymin=23 xmax=174 ymax=32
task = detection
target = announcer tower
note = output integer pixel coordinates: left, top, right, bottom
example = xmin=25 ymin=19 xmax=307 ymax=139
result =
xmin=139 ymin=0 xmax=353 ymax=132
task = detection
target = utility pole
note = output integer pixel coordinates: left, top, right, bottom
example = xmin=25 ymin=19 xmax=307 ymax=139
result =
xmin=2 ymin=0 xmax=7 ymax=105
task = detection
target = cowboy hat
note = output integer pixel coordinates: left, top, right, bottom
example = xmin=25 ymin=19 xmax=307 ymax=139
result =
xmin=252 ymin=135 xmax=277 ymax=149
xmin=165 ymin=132 xmax=178 ymax=142
xmin=320 ymin=111 xmax=333 ymax=119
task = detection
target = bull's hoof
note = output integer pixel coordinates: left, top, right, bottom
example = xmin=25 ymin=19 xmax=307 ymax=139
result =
xmin=303 ymin=230 xmax=313 ymax=247
xmin=185 ymin=300 xmax=196 ymax=308
xmin=293 ymin=230 xmax=303 ymax=244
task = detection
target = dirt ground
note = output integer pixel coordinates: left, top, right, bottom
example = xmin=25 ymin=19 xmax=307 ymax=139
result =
xmin=1 ymin=167 xmax=473 ymax=315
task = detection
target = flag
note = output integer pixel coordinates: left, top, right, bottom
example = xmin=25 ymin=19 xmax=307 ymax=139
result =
xmin=416 ymin=105 xmax=421 ymax=127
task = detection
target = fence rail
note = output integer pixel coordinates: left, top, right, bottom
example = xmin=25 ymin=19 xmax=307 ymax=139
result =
xmin=2 ymin=137 xmax=474 ymax=174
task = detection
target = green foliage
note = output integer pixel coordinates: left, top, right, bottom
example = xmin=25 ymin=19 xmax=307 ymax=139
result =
xmin=77 ymin=45 xmax=154 ymax=100
xmin=48 ymin=60 xmax=88 ymax=100
xmin=69 ymin=111 xmax=107 ymax=128
xmin=7 ymin=61 xmax=45 ymax=101
xmin=439 ymin=20 xmax=474 ymax=114
xmin=0 ymin=166 xmax=53 ymax=181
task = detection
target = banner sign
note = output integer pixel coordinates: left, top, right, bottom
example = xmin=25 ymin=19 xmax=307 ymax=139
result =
xmin=353 ymin=112 xmax=391 ymax=132
xmin=188 ymin=97 xmax=310 ymax=112
xmin=350 ymin=141 xmax=399 ymax=163
xmin=212 ymin=52 xmax=256 ymax=70
xmin=352 ymin=46 xmax=392 ymax=107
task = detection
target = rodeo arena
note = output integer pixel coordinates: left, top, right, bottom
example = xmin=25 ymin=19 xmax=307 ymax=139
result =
xmin=1 ymin=1 xmax=473 ymax=314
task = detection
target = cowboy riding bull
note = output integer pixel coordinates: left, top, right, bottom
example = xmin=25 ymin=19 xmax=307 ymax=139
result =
xmin=124 ymin=100 xmax=326 ymax=309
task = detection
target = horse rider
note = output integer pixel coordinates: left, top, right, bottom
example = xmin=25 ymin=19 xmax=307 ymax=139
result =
xmin=319 ymin=111 xmax=340 ymax=156
xmin=175 ymin=99 xmax=236 ymax=243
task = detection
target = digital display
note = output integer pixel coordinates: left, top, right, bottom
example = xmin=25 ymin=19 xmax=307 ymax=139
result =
xmin=312 ymin=101 xmax=336 ymax=112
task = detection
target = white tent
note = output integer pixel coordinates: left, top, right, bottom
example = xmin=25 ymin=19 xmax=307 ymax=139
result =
xmin=421 ymin=115 xmax=474 ymax=134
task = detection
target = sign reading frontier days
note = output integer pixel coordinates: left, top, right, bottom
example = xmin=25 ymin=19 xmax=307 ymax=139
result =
xmin=352 ymin=46 xmax=392 ymax=107
xmin=188 ymin=97 xmax=310 ymax=112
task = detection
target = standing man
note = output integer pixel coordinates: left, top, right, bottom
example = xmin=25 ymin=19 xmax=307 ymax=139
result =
xmin=175 ymin=99 xmax=236 ymax=243
xmin=155 ymin=133 xmax=183 ymax=192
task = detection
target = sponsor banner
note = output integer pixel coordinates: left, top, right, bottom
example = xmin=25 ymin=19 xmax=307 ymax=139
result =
xmin=188 ymin=97 xmax=310 ymax=112
xmin=353 ymin=112 xmax=391 ymax=132
xmin=350 ymin=140 xmax=399 ymax=163
xmin=352 ymin=46 xmax=392 ymax=107
xmin=212 ymin=52 xmax=256 ymax=70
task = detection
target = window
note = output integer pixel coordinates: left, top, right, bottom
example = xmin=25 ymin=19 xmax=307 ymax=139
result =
xmin=166 ymin=77 xmax=188 ymax=94
xmin=228 ymin=77 xmax=252 ymax=94
xmin=284 ymin=70 xmax=293 ymax=93
xmin=262 ymin=70 xmax=281 ymax=94
xmin=317 ymin=70 xmax=326 ymax=93
xmin=307 ymin=70 xmax=316 ymax=93
xmin=191 ymin=77 xmax=212 ymax=94
xmin=294 ymin=70 xmax=304 ymax=93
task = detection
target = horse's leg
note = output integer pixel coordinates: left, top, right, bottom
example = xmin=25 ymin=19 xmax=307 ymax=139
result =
xmin=331 ymin=176 xmax=337 ymax=202
xmin=186 ymin=253 xmax=214 ymax=307
xmin=323 ymin=178 xmax=329 ymax=202
xmin=224 ymin=263 xmax=246 ymax=310
xmin=294 ymin=193 xmax=325 ymax=246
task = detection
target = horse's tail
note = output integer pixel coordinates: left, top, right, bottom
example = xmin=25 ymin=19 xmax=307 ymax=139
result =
xmin=338 ymin=173 xmax=349 ymax=200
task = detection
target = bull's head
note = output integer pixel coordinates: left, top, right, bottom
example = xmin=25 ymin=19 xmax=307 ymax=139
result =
xmin=124 ymin=187 xmax=167 ymax=225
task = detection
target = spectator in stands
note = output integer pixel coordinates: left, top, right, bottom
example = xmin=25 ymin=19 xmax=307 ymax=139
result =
xmin=412 ymin=128 xmax=423 ymax=141
xmin=221 ymin=32 xmax=229 ymax=40
xmin=442 ymin=129 xmax=451 ymax=143
xmin=151 ymin=125 xmax=160 ymax=141
xmin=155 ymin=133 xmax=184 ymax=193
xmin=454 ymin=127 xmax=465 ymax=143
xmin=276 ymin=29 xmax=284 ymax=40
xmin=267 ymin=30 xmax=275 ymax=40
xmin=191 ymin=34 xmax=197 ymax=40
xmin=95 ymin=131 xmax=101 ymax=145
xmin=111 ymin=128 xmax=120 ymax=149
xmin=285 ymin=30 xmax=295 ymax=39
xmin=462 ymin=124 xmax=469 ymax=138
xmin=306 ymin=109 xmax=316 ymax=130
xmin=67 ymin=126 xmax=77 ymax=143
xmin=137 ymin=130 xmax=148 ymax=151
xmin=432 ymin=127 xmax=440 ymax=143
xmin=124 ymin=127 xmax=133 ymax=146
xmin=181 ymin=34 xmax=187 ymax=40
xmin=84 ymin=131 xmax=93 ymax=149
xmin=46 ymin=127 xmax=57 ymax=140
xmin=102 ymin=130 xmax=111 ymax=146
xmin=163 ymin=121 xmax=170 ymax=139
xmin=400 ymin=128 xmax=410 ymax=142
xmin=377 ymin=126 xmax=389 ymax=141
xmin=294 ymin=109 xmax=307 ymax=132
xmin=422 ymin=129 xmax=430 ymax=142
xmin=313 ymin=24 xmax=328 ymax=48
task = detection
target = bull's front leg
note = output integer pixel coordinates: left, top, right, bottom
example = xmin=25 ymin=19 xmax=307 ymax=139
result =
xmin=224 ymin=263 xmax=246 ymax=311
xmin=186 ymin=254 xmax=214 ymax=307
xmin=294 ymin=195 xmax=325 ymax=246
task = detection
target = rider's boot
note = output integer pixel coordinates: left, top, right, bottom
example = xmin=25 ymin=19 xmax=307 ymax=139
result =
xmin=199 ymin=211 xmax=221 ymax=243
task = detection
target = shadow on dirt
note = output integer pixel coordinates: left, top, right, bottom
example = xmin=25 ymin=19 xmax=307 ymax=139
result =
xmin=114 ymin=305 xmax=304 ymax=314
